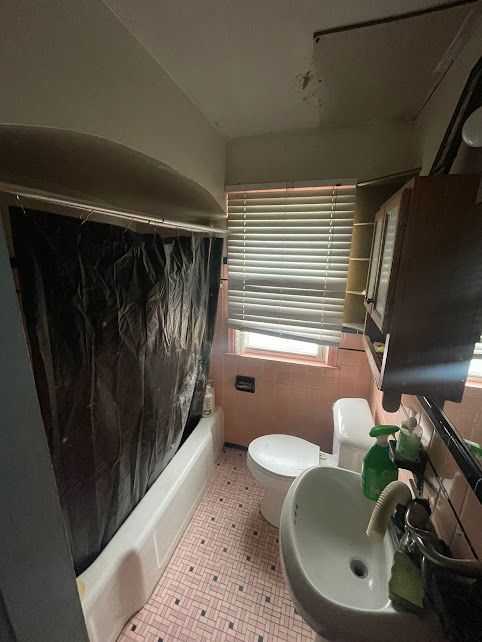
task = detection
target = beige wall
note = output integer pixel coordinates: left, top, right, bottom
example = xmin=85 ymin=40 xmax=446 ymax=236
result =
xmin=226 ymin=14 xmax=482 ymax=189
xmin=0 ymin=0 xmax=226 ymax=208
xmin=416 ymin=15 xmax=482 ymax=174
xmin=226 ymin=120 xmax=418 ymax=186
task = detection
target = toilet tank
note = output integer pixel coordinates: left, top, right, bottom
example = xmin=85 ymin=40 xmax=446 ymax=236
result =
xmin=332 ymin=398 xmax=374 ymax=473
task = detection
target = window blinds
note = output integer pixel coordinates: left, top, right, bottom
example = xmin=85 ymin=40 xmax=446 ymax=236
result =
xmin=474 ymin=338 xmax=482 ymax=358
xmin=226 ymin=182 xmax=356 ymax=346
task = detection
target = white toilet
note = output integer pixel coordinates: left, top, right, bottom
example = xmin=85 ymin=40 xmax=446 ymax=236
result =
xmin=247 ymin=398 xmax=374 ymax=527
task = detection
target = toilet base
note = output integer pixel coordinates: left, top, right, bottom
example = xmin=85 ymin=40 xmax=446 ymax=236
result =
xmin=260 ymin=486 xmax=289 ymax=527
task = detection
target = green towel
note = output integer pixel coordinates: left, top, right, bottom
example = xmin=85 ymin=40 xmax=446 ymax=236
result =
xmin=389 ymin=551 xmax=424 ymax=614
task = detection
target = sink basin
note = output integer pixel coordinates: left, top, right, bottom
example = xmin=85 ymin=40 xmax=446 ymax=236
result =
xmin=280 ymin=466 xmax=443 ymax=642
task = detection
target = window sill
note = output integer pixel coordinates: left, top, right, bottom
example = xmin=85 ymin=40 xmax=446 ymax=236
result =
xmin=224 ymin=351 xmax=338 ymax=369
xmin=466 ymin=378 xmax=482 ymax=391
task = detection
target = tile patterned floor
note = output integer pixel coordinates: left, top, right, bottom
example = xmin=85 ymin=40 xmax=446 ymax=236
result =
xmin=117 ymin=447 xmax=315 ymax=642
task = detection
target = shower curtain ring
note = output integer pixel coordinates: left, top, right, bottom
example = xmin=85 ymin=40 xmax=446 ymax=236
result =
xmin=16 ymin=194 xmax=27 ymax=217
xmin=123 ymin=217 xmax=134 ymax=233
xmin=80 ymin=209 xmax=94 ymax=226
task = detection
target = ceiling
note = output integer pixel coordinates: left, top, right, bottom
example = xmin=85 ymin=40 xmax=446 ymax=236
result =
xmin=314 ymin=3 xmax=476 ymax=127
xmin=103 ymin=0 xmax=469 ymax=139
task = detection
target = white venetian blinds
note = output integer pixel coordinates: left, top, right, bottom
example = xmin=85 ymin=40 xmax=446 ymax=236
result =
xmin=226 ymin=182 xmax=356 ymax=346
xmin=474 ymin=339 xmax=482 ymax=358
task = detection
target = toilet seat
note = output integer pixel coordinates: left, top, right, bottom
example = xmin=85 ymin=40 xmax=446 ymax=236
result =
xmin=247 ymin=435 xmax=321 ymax=527
xmin=247 ymin=398 xmax=375 ymax=528
xmin=248 ymin=434 xmax=320 ymax=479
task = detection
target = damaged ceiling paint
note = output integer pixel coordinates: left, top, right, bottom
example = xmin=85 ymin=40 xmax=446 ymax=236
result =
xmin=102 ymin=0 xmax=460 ymax=138
xmin=313 ymin=3 xmax=479 ymax=127
xmin=296 ymin=59 xmax=321 ymax=107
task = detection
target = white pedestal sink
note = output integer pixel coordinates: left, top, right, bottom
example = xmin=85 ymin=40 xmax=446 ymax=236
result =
xmin=280 ymin=466 xmax=445 ymax=642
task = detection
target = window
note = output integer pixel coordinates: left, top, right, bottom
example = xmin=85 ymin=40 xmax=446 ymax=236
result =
xmin=469 ymin=338 xmax=482 ymax=379
xmin=235 ymin=330 xmax=329 ymax=362
xmin=226 ymin=181 xmax=355 ymax=349
xmin=246 ymin=332 xmax=319 ymax=356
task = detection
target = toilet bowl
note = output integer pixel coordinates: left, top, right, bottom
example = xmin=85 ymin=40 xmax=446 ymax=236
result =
xmin=247 ymin=398 xmax=374 ymax=527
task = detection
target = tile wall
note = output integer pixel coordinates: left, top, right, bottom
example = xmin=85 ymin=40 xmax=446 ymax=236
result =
xmin=369 ymin=380 xmax=482 ymax=560
xmin=209 ymin=282 xmax=372 ymax=452
xmin=210 ymin=281 xmax=481 ymax=560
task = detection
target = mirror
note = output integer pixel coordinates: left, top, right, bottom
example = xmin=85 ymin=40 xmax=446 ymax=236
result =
xmin=427 ymin=52 xmax=482 ymax=497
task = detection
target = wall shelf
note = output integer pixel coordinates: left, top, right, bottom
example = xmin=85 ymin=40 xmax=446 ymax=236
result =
xmin=343 ymin=322 xmax=365 ymax=332
xmin=343 ymin=173 xmax=419 ymax=336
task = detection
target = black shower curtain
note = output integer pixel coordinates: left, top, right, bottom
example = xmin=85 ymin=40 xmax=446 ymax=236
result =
xmin=10 ymin=207 xmax=222 ymax=574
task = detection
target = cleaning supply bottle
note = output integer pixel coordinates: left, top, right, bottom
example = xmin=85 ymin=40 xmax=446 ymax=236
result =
xmin=362 ymin=425 xmax=399 ymax=501
xmin=396 ymin=416 xmax=422 ymax=461
xmin=465 ymin=439 xmax=482 ymax=465
xmin=202 ymin=381 xmax=215 ymax=417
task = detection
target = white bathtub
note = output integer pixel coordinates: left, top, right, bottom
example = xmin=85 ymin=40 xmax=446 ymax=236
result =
xmin=78 ymin=408 xmax=224 ymax=642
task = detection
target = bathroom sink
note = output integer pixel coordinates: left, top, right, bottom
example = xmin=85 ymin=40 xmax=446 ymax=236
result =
xmin=279 ymin=466 xmax=443 ymax=642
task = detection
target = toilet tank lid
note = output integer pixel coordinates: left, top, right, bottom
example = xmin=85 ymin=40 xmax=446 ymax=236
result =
xmin=333 ymin=398 xmax=374 ymax=450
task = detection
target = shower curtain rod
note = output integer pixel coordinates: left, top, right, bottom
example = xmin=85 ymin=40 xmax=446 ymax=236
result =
xmin=0 ymin=182 xmax=228 ymax=236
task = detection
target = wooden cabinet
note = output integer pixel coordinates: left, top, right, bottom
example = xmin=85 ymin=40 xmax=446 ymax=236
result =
xmin=342 ymin=175 xmax=415 ymax=334
xmin=363 ymin=175 xmax=480 ymax=406
xmin=365 ymin=210 xmax=384 ymax=309
xmin=365 ymin=189 xmax=410 ymax=332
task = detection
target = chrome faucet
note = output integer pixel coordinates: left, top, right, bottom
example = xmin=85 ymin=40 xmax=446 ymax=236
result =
xmin=366 ymin=480 xmax=482 ymax=579
xmin=403 ymin=500 xmax=482 ymax=579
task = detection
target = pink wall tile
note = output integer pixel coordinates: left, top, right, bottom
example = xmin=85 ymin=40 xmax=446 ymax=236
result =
xmin=306 ymin=370 xmax=324 ymax=389
xmin=368 ymin=379 xmax=481 ymax=559
xmin=340 ymin=349 xmax=366 ymax=367
xmin=459 ymin=486 xmax=482 ymax=559
xmin=210 ymin=289 xmax=481 ymax=561
xmin=209 ymin=291 xmax=373 ymax=450
xmin=276 ymin=369 xmax=292 ymax=385
xmin=292 ymin=370 xmax=307 ymax=387
xmin=419 ymin=410 xmax=434 ymax=448
xmin=431 ymin=486 xmax=458 ymax=547
xmin=450 ymin=525 xmax=475 ymax=561
xmin=445 ymin=384 xmax=482 ymax=443
xmin=422 ymin=463 xmax=439 ymax=511
xmin=427 ymin=431 xmax=469 ymax=515
xmin=340 ymin=332 xmax=364 ymax=351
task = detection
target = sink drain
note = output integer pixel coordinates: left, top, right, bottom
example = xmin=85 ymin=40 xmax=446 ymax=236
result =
xmin=350 ymin=559 xmax=368 ymax=579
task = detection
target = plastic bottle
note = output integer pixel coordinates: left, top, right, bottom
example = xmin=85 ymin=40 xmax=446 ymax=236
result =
xmin=202 ymin=381 xmax=215 ymax=417
xmin=465 ymin=439 xmax=482 ymax=465
xmin=361 ymin=425 xmax=399 ymax=501
xmin=396 ymin=416 xmax=422 ymax=461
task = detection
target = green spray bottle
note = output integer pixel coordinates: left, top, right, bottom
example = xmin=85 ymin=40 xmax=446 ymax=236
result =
xmin=361 ymin=425 xmax=399 ymax=501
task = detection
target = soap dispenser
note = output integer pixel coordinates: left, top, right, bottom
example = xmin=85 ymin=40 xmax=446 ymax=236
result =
xmin=202 ymin=381 xmax=215 ymax=417
xmin=396 ymin=416 xmax=422 ymax=461
xmin=362 ymin=425 xmax=399 ymax=501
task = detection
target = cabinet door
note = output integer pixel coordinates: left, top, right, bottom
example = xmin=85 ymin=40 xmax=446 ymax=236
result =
xmin=372 ymin=190 xmax=410 ymax=331
xmin=365 ymin=208 xmax=385 ymax=312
